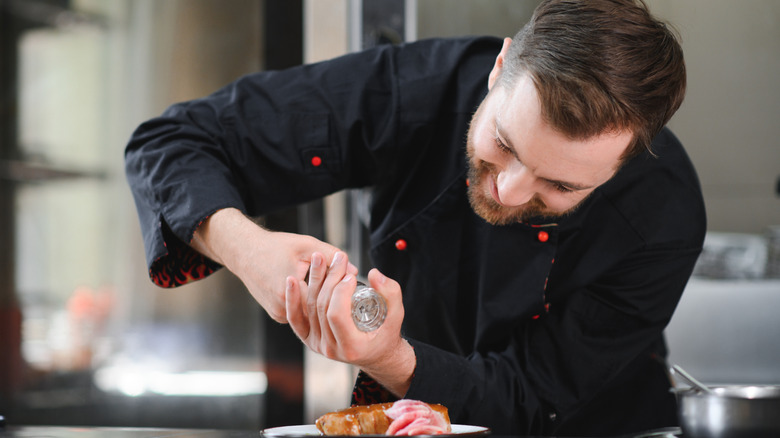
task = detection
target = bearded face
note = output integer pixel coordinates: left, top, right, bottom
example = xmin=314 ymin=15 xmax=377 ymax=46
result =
xmin=462 ymin=68 xmax=631 ymax=226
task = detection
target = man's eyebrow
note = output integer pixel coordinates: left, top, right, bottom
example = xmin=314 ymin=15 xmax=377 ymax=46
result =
xmin=495 ymin=116 xmax=594 ymax=192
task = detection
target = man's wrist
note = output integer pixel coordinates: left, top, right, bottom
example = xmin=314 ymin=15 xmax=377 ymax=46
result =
xmin=363 ymin=338 xmax=416 ymax=398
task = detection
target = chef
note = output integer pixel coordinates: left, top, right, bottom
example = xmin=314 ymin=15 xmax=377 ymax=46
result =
xmin=124 ymin=0 xmax=706 ymax=435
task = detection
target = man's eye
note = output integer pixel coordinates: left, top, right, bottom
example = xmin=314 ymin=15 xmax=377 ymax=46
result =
xmin=494 ymin=136 xmax=512 ymax=154
xmin=551 ymin=182 xmax=573 ymax=193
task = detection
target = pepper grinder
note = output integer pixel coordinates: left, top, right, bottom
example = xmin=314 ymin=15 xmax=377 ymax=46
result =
xmin=351 ymin=281 xmax=387 ymax=332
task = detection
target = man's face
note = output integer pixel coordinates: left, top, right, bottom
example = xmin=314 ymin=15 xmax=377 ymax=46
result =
xmin=466 ymin=64 xmax=632 ymax=225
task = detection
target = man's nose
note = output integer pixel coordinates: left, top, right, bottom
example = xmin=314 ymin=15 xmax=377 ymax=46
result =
xmin=496 ymin=166 xmax=536 ymax=206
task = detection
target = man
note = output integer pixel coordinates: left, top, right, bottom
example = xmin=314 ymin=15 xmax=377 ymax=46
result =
xmin=125 ymin=0 xmax=705 ymax=435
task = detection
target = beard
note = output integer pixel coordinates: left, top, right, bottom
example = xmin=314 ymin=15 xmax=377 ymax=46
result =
xmin=466 ymin=158 xmax=555 ymax=225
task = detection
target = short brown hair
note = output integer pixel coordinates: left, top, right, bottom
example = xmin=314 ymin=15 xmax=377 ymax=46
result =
xmin=500 ymin=0 xmax=686 ymax=160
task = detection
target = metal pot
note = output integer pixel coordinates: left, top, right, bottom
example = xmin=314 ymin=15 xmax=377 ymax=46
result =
xmin=677 ymin=385 xmax=780 ymax=438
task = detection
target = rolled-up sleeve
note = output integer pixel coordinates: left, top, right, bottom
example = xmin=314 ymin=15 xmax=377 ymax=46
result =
xmin=124 ymin=36 xmax=502 ymax=288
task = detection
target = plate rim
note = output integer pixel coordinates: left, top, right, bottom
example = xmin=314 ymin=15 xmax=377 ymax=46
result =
xmin=260 ymin=423 xmax=491 ymax=437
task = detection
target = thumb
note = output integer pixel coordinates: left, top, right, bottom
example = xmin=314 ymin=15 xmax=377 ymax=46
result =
xmin=367 ymin=267 xmax=388 ymax=290
xmin=367 ymin=268 xmax=402 ymax=311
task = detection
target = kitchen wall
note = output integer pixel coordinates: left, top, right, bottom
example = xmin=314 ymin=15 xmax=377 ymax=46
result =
xmin=416 ymin=0 xmax=540 ymax=39
xmin=650 ymin=0 xmax=780 ymax=234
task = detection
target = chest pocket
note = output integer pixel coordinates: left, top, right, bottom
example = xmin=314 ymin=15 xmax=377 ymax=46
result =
xmin=370 ymin=180 xmax=558 ymax=355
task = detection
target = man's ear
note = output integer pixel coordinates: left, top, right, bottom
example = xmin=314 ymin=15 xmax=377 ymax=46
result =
xmin=488 ymin=37 xmax=513 ymax=90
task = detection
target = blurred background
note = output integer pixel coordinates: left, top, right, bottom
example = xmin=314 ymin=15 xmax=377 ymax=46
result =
xmin=0 ymin=0 xmax=778 ymax=431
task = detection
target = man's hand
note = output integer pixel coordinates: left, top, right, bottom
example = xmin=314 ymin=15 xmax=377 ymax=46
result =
xmin=285 ymin=251 xmax=416 ymax=397
xmin=190 ymin=208 xmax=357 ymax=323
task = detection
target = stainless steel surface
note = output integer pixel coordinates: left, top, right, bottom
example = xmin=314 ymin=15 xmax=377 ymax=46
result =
xmin=622 ymin=428 xmax=681 ymax=438
xmin=671 ymin=365 xmax=714 ymax=394
xmin=677 ymin=385 xmax=780 ymax=438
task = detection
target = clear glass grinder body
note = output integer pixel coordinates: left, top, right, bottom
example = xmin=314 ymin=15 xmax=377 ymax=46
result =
xmin=351 ymin=281 xmax=387 ymax=332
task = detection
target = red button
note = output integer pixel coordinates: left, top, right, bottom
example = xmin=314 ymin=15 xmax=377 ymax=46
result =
xmin=311 ymin=156 xmax=322 ymax=167
xmin=394 ymin=239 xmax=407 ymax=251
xmin=537 ymin=231 xmax=549 ymax=242
xmin=465 ymin=178 xmax=470 ymax=187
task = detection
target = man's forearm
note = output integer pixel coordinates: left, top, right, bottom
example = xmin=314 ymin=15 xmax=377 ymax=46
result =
xmin=190 ymin=207 xmax=260 ymax=267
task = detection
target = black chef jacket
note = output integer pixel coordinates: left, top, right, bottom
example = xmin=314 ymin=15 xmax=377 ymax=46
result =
xmin=125 ymin=36 xmax=706 ymax=436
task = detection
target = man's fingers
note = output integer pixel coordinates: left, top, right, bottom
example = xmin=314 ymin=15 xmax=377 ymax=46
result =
xmin=317 ymin=251 xmax=349 ymax=349
xmin=306 ymin=252 xmax=326 ymax=319
xmin=285 ymin=276 xmax=310 ymax=341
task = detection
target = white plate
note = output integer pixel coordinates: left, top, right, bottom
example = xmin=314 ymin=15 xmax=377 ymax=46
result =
xmin=261 ymin=424 xmax=490 ymax=437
